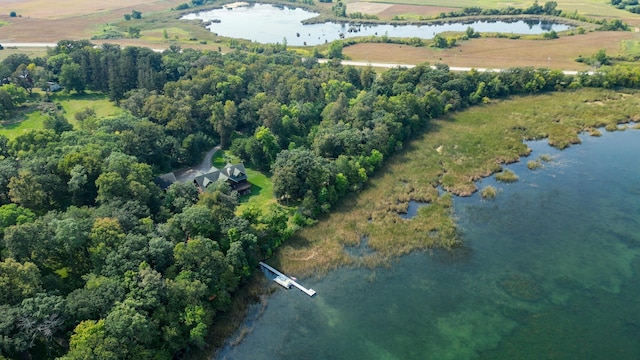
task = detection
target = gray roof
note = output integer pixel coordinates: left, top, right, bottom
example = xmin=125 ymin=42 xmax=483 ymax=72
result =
xmin=193 ymin=163 xmax=248 ymax=189
xmin=153 ymin=172 xmax=178 ymax=190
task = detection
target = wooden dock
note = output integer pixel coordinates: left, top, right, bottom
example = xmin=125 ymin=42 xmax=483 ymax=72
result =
xmin=259 ymin=262 xmax=316 ymax=297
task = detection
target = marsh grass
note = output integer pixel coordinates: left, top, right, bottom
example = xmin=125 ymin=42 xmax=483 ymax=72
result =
xmin=271 ymin=88 xmax=640 ymax=276
xmin=495 ymin=169 xmax=519 ymax=183
xmin=538 ymin=154 xmax=553 ymax=162
xmin=527 ymin=160 xmax=542 ymax=170
xmin=587 ymin=127 xmax=602 ymax=136
xmin=480 ymin=185 xmax=498 ymax=199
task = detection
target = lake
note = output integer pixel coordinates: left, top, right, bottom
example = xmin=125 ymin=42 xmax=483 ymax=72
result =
xmin=182 ymin=3 xmax=572 ymax=46
xmin=215 ymin=128 xmax=640 ymax=359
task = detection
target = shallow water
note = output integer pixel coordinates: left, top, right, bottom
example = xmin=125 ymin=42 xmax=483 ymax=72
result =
xmin=182 ymin=3 xmax=571 ymax=46
xmin=216 ymin=129 xmax=640 ymax=360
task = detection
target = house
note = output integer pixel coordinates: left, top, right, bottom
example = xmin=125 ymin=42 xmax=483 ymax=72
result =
xmin=193 ymin=163 xmax=251 ymax=194
xmin=153 ymin=172 xmax=178 ymax=190
xmin=47 ymin=82 xmax=62 ymax=92
xmin=154 ymin=163 xmax=252 ymax=194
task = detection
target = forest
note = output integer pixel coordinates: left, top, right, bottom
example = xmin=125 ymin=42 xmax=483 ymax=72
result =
xmin=2 ymin=40 xmax=640 ymax=359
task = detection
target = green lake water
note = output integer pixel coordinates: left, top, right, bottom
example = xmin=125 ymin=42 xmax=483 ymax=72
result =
xmin=216 ymin=129 xmax=640 ymax=360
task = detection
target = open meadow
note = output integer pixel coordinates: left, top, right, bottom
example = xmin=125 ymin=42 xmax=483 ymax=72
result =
xmin=0 ymin=92 xmax=120 ymax=139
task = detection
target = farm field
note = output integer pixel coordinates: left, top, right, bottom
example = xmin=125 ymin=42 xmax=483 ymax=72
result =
xmin=0 ymin=0 xmax=203 ymax=44
xmin=344 ymin=30 xmax=639 ymax=71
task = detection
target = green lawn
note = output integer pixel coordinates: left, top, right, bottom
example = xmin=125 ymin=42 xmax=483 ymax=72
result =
xmin=0 ymin=107 xmax=46 ymax=138
xmin=211 ymin=150 xmax=276 ymax=213
xmin=0 ymin=91 xmax=119 ymax=139
xmin=52 ymin=92 xmax=119 ymax=126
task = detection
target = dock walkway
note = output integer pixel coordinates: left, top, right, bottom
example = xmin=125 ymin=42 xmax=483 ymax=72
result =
xmin=259 ymin=262 xmax=316 ymax=297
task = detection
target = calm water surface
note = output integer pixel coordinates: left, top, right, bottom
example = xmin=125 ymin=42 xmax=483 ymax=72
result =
xmin=216 ymin=128 xmax=640 ymax=359
xmin=182 ymin=3 xmax=571 ymax=46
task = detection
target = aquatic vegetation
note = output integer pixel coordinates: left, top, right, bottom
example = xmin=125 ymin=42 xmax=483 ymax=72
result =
xmin=498 ymin=273 xmax=547 ymax=302
xmin=527 ymin=160 xmax=542 ymax=170
xmin=538 ymin=154 xmax=553 ymax=162
xmin=495 ymin=169 xmax=519 ymax=183
xmin=480 ymin=186 xmax=498 ymax=199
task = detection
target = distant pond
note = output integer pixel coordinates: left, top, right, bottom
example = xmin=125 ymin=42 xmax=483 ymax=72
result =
xmin=181 ymin=3 xmax=572 ymax=46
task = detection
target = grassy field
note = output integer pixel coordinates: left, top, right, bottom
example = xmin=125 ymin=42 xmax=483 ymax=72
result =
xmin=271 ymin=88 xmax=640 ymax=276
xmin=0 ymin=92 xmax=120 ymax=139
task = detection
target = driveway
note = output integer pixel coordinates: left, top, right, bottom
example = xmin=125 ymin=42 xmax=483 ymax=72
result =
xmin=173 ymin=146 xmax=220 ymax=183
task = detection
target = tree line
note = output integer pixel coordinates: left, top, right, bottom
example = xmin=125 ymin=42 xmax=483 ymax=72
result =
xmin=2 ymin=40 xmax=640 ymax=359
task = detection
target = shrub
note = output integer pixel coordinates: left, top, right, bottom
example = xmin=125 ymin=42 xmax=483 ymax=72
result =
xmin=9 ymin=11 xmax=17 ymax=17
xmin=91 ymin=30 xmax=124 ymax=40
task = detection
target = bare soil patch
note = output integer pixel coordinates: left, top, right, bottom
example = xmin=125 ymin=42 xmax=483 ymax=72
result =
xmin=344 ymin=31 xmax=636 ymax=70
xmin=347 ymin=2 xmax=394 ymax=15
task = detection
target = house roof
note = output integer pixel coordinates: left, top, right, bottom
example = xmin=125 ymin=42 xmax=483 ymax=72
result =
xmin=193 ymin=163 xmax=247 ymax=189
xmin=153 ymin=172 xmax=178 ymax=190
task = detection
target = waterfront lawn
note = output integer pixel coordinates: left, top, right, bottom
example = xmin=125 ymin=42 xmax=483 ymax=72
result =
xmin=274 ymin=88 xmax=640 ymax=276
